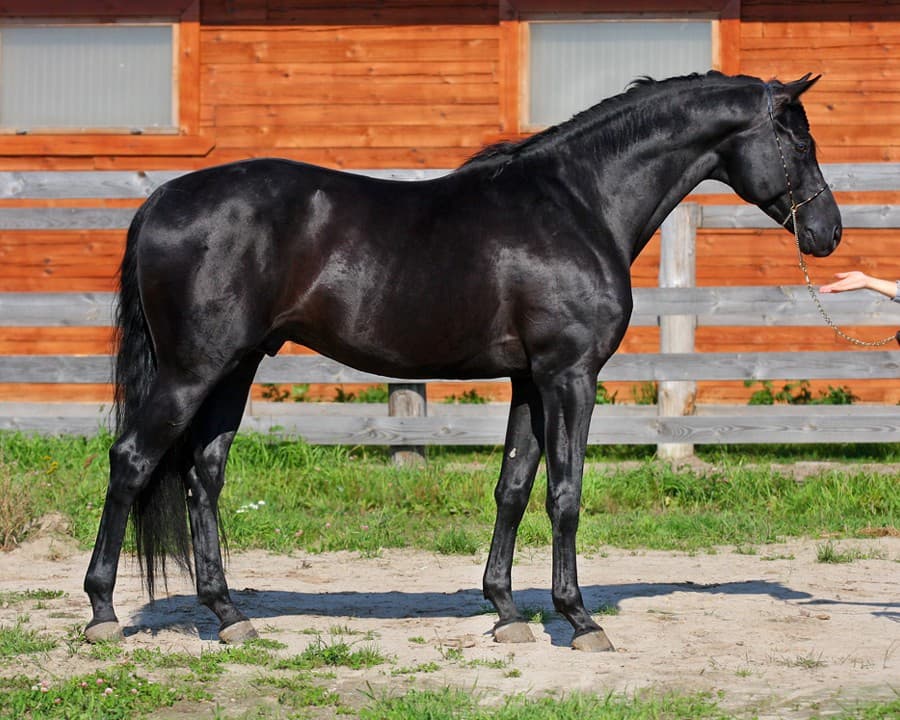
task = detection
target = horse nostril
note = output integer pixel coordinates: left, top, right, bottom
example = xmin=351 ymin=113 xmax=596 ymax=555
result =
xmin=832 ymin=226 xmax=842 ymax=245
xmin=803 ymin=227 xmax=815 ymax=248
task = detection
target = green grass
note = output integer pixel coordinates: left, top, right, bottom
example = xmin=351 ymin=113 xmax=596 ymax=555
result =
xmin=827 ymin=697 xmax=900 ymax=720
xmin=0 ymin=664 xmax=209 ymax=719
xmin=0 ymin=589 xmax=65 ymax=607
xmin=360 ymin=689 xmax=735 ymax=719
xmin=0 ymin=621 xmax=57 ymax=658
xmin=275 ymin=635 xmax=388 ymax=671
xmin=1 ymin=431 xmax=898 ymax=557
xmin=252 ymin=674 xmax=343 ymax=712
xmin=358 ymin=690 xmax=900 ymax=720
xmin=816 ymin=540 xmax=885 ymax=564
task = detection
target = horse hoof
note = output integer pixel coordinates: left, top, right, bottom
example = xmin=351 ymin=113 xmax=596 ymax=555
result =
xmin=493 ymin=621 xmax=535 ymax=644
xmin=571 ymin=629 xmax=615 ymax=652
xmin=84 ymin=621 xmax=124 ymax=644
xmin=219 ymin=620 xmax=258 ymax=644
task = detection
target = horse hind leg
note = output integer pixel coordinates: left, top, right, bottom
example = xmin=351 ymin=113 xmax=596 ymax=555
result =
xmin=183 ymin=353 xmax=263 ymax=643
xmin=84 ymin=375 xmax=209 ymax=642
xmin=483 ymin=378 xmax=544 ymax=644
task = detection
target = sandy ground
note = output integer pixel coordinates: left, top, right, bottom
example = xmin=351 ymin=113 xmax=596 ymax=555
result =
xmin=1 ymin=527 xmax=898 ymax=719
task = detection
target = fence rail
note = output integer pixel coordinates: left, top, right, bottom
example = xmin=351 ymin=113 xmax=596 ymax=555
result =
xmin=2 ymin=165 xmax=899 ymax=451
xmin=1 ymin=349 xmax=898 ymax=385
xmin=3 ymin=286 xmax=899 ymax=328
xmin=2 ymin=401 xmax=897 ymax=446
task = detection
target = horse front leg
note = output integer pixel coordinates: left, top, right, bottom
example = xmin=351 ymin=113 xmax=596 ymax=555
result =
xmin=538 ymin=368 xmax=614 ymax=652
xmin=483 ymin=378 xmax=544 ymax=644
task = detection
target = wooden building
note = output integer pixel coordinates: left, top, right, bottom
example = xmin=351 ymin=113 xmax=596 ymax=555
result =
xmin=1 ymin=0 xmax=898 ymax=405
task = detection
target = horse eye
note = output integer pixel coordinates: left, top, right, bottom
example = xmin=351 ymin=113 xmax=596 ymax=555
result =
xmin=794 ymin=140 xmax=810 ymax=154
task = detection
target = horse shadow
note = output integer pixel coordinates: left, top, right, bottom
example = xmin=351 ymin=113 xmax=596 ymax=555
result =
xmin=125 ymin=578 xmax=896 ymax=645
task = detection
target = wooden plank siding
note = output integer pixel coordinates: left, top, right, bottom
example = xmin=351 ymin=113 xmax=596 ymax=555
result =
xmin=0 ymin=1 xmax=898 ymax=408
xmin=740 ymin=1 xmax=900 ymax=162
xmin=0 ymin=1 xmax=895 ymax=170
xmin=198 ymin=23 xmax=501 ymax=168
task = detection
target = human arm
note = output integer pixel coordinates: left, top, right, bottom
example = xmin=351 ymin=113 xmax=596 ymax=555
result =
xmin=819 ymin=271 xmax=899 ymax=301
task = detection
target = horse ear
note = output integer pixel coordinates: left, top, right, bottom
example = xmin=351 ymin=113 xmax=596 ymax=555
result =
xmin=771 ymin=73 xmax=821 ymax=111
xmin=783 ymin=73 xmax=821 ymax=100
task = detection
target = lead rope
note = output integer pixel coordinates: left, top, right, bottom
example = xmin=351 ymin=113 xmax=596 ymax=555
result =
xmin=766 ymin=84 xmax=896 ymax=348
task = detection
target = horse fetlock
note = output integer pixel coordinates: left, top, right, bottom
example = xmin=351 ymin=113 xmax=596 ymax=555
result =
xmin=551 ymin=587 xmax=583 ymax=616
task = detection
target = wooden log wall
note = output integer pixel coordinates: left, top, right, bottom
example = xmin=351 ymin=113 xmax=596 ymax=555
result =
xmin=740 ymin=0 xmax=900 ymax=163
xmin=1 ymin=1 xmax=898 ymax=406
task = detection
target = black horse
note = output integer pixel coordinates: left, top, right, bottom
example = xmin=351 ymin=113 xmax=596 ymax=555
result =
xmin=84 ymin=72 xmax=841 ymax=651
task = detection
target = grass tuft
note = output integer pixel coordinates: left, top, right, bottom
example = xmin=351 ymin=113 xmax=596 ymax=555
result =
xmin=0 ymin=461 xmax=36 ymax=550
xmin=0 ymin=621 xmax=57 ymax=658
xmin=276 ymin=635 xmax=388 ymax=671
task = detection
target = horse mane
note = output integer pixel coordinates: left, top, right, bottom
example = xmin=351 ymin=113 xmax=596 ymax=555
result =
xmin=460 ymin=71 xmax=763 ymax=173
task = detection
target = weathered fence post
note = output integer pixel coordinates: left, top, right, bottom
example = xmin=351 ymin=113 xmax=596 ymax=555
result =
xmin=388 ymin=382 xmax=427 ymax=466
xmin=657 ymin=203 xmax=699 ymax=460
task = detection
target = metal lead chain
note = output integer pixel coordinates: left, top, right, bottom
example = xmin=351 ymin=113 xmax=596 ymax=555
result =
xmin=790 ymin=206 xmax=896 ymax=347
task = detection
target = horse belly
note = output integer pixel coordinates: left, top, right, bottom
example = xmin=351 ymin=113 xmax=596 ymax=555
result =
xmin=279 ymin=289 xmax=527 ymax=381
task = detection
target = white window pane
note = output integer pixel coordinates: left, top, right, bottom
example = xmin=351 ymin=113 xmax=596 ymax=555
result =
xmin=0 ymin=25 xmax=173 ymax=130
xmin=529 ymin=21 xmax=712 ymax=126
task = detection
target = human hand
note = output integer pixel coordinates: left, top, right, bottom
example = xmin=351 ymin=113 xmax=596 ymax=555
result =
xmin=819 ymin=271 xmax=870 ymax=294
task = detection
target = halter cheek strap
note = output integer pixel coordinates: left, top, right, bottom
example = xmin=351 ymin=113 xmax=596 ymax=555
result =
xmin=764 ymin=83 xmax=827 ymax=227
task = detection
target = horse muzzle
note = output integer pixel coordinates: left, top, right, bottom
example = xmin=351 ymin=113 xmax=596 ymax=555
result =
xmin=799 ymin=223 xmax=842 ymax=257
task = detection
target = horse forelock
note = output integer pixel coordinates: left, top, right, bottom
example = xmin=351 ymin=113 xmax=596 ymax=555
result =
xmin=460 ymin=71 xmax=766 ymax=172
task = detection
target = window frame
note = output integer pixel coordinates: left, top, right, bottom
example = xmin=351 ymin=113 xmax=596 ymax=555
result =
xmin=0 ymin=21 xmax=179 ymax=134
xmin=498 ymin=0 xmax=740 ymax=137
xmin=0 ymin=0 xmax=209 ymax=157
xmin=523 ymin=17 xmax=716 ymax=130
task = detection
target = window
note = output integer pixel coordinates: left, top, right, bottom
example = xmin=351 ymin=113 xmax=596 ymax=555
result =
xmin=526 ymin=19 xmax=713 ymax=128
xmin=0 ymin=0 xmax=208 ymax=156
xmin=0 ymin=24 xmax=175 ymax=132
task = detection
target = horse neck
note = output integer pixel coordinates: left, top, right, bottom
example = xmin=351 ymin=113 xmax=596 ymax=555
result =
xmin=551 ymin=82 xmax=762 ymax=263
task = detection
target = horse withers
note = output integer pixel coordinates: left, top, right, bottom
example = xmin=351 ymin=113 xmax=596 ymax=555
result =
xmin=84 ymin=72 xmax=841 ymax=651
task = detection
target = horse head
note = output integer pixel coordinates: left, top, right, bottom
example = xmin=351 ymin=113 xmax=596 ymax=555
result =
xmin=714 ymin=74 xmax=842 ymax=258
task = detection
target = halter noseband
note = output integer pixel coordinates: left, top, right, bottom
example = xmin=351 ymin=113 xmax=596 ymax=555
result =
xmin=764 ymin=83 xmax=828 ymax=227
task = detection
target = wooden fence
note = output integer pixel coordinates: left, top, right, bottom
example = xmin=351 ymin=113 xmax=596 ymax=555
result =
xmin=1 ymin=166 xmax=899 ymax=456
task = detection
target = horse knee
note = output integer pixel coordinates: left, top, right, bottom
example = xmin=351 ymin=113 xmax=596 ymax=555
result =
xmin=545 ymin=493 xmax=580 ymax=532
xmin=494 ymin=480 xmax=532 ymax=511
xmin=495 ymin=450 xmax=540 ymax=505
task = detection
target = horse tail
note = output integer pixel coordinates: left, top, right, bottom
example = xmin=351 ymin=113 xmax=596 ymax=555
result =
xmin=114 ymin=198 xmax=192 ymax=599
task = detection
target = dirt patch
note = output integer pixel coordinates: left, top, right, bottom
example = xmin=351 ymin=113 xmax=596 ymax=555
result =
xmin=1 ymin=535 xmax=898 ymax=718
